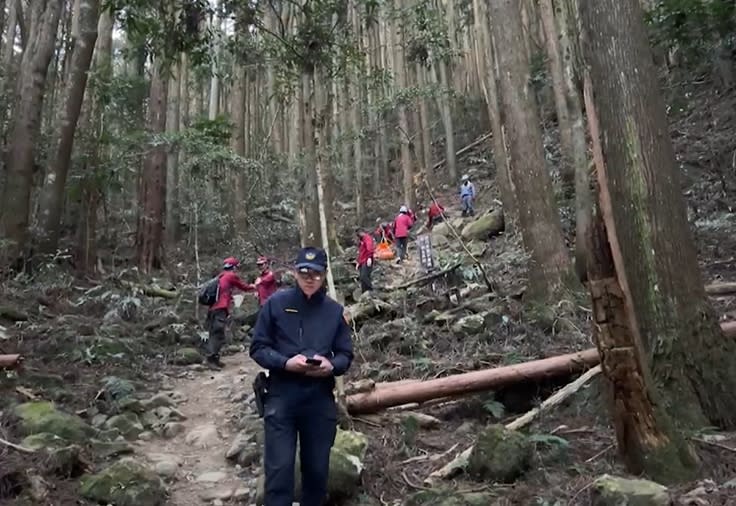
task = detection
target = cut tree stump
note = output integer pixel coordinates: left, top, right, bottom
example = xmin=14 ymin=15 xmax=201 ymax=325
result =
xmin=346 ymin=349 xmax=600 ymax=414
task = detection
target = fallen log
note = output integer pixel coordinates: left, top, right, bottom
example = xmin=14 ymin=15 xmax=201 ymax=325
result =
xmin=121 ymin=281 xmax=178 ymax=299
xmin=389 ymin=262 xmax=462 ymax=290
xmin=0 ymin=354 xmax=22 ymax=369
xmin=346 ymin=349 xmax=599 ymax=414
xmin=706 ymin=282 xmax=736 ymax=295
xmin=425 ymin=364 xmax=602 ymax=484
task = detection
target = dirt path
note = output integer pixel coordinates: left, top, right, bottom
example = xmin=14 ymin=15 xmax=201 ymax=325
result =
xmin=135 ymin=352 xmax=262 ymax=505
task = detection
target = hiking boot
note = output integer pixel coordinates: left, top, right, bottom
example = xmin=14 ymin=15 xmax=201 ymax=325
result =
xmin=206 ymin=357 xmax=224 ymax=370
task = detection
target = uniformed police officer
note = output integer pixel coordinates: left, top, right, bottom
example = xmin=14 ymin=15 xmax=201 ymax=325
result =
xmin=249 ymin=246 xmax=354 ymax=506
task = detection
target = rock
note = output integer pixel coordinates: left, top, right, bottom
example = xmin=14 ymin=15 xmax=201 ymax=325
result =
xmin=723 ymin=477 xmax=736 ymax=489
xmin=117 ymin=397 xmax=145 ymax=413
xmin=172 ymin=347 xmax=202 ymax=365
xmin=146 ymin=454 xmax=182 ymax=478
xmin=91 ymin=413 xmax=108 ymax=427
xmin=141 ymin=392 xmax=176 ymax=409
xmin=21 ymin=433 xmax=85 ymax=476
xmin=591 ymin=474 xmax=669 ymax=506
xmin=14 ymin=402 xmax=94 ymax=443
xmin=102 ymin=376 xmax=137 ymax=400
xmin=226 ymin=431 xmax=261 ymax=466
xmin=466 ymin=241 xmax=487 ymax=258
xmin=255 ymin=429 xmax=367 ymax=505
xmin=407 ymin=489 xmax=497 ymax=506
xmin=80 ymin=458 xmax=166 ymax=506
xmin=138 ymin=431 xmax=155 ymax=441
xmin=398 ymin=412 xmax=440 ymax=429
xmin=161 ymin=422 xmax=186 ymax=439
xmin=200 ymin=487 xmax=234 ymax=500
xmin=105 ymin=412 xmax=144 ymax=439
xmin=89 ymin=439 xmax=134 ymax=459
xmin=27 ymin=474 xmax=51 ymax=501
xmin=452 ymin=314 xmax=486 ymax=335
xmin=185 ymin=423 xmax=220 ymax=448
xmin=460 ymin=209 xmax=504 ymax=241
xmin=468 ymin=424 xmax=532 ymax=483
xmin=196 ymin=471 xmax=228 ymax=483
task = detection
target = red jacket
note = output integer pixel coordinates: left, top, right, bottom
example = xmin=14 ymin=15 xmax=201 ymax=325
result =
xmin=255 ymin=270 xmax=277 ymax=306
xmin=211 ymin=271 xmax=254 ymax=312
xmin=357 ymin=234 xmax=375 ymax=266
xmin=394 ymin=213 xmax=414 ymax=238
xmin=428 ymin=202 xmax=444 ymax=220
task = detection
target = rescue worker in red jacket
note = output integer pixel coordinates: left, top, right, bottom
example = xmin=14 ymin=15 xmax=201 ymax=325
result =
xmin=393 ymin=205 xmax=414 ymax=263
xmin=374 ymin=220 xmax=394 ymax=244
xmin=427 ymin=200 xmax=445 ymax=230
xmin=254 ymin=256 xmax=278 ymax=306
xmin=207 ymin=257 xmax=255 ymax=369
xmin=355 ymin=229 xmax=375 ymax=292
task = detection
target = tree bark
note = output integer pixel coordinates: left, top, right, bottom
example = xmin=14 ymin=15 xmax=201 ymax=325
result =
xmin=37 ymin=0 xmax=99 ymax=254
xmin=586 ymin=208 xmax=696 ymax=482
xmin=580 ymin=0 xmax=736 ymax=430
xmin=136 ymin=60 xmax=168 ymax=272
xmin=231 ymin=64 xmax=247 ymax=233
xmin=165 ymin=58 xmax=181 ymax=244
xmin=488 ymin=0 xmax=574 ymax=301
xmin=0 ymin=0 xmax=63 ymax=263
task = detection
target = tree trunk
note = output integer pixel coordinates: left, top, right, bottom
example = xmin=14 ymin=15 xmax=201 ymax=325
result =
xmin=416 ymin=63 xmax=433 ymax=189
xmin=580 ymin=0 xmax=736 ymax=430
xmin=37 ymin=0 xmax=99 ymax=254
xmin=0 ymin=0 xmax=63 ymax=263
xmin=390 ymin=0 xmax=414 ymax=209
xmin=231 ymin=64 xmax=247 ymax=234
xmin=300 ymin=70 xmax=320 ymax=246
xmin=165 ymin=59 xmax=180 ymax=244
xmin=555 ymin=0 xmax=592 ymax=282
xmin=434 ymin=57 xmax=457 ymax=182
xmin=489 ymin=0 xmax=574 ymax=301
xmin=136 ymin=61 xmax=168 ymax=272
xmin=350 ymin=0 xmax=364 ymax=224
xmin=586 ymin=207 xmax=696 ymax=483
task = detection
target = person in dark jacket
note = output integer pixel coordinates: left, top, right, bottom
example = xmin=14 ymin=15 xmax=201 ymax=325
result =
xmin=207 ymin=256 xmax=255 ymax=369
xmin=249 ymin=246 xmax=354 ymax=506
xmin=355 ymin=229 xmax=375 ymax=293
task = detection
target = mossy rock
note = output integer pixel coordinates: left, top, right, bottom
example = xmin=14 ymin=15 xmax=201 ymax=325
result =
xmin=468 ymin=424 xmax=532 ymax=483
xmin=460 ymin=209 xmax=504 ymax=240
xmin=21 ymin=433 xmax=85 ymax=477
xmin=79 ymin=459 xmax=166 ymax=506
xmin=89 ymin=439 xmax=135 ymax=459
xmin=407 ymin=489 xmax=496 ymax=506
xmin=255 ymin=429 xmax=367 ymax=505
xmin=172 ymin=347 xmax=202 ymax=365
xmin=14 ymin=402 xmax=94 ymax=443
xmin=592 ymin=474 xmax=670 ymax=506
xmin=104 ymin=412 xmax=144 ymax=439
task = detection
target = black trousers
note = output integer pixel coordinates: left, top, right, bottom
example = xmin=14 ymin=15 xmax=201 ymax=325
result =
xmin=359 ymin=264 xmax=373 ymax=292
xmin=263 ymin=382 xmax=337 ymax=506
xmin=396 ymin=236 xmax=408 ymax=260
xmin=205 ymin=309 xmax=228 ymax=359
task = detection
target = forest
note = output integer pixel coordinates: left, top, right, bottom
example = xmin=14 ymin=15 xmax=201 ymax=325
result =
xmin=2 ymin=0 xmax=736 ymax=504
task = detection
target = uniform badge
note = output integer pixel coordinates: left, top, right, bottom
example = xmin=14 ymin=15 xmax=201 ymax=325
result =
xmin=305 ymin=252 xmax=316 ymax=260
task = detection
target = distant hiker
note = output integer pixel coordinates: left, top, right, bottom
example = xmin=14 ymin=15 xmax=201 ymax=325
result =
xmin=460 ymin=174 xmax=476 ymax=217
xmin=374 ymin=220 xmax=394 ymax=244
xmin=355 ymin=229 xmax=375 ymax=292
xmin=205 ymin=257 xmax=255 ymax=369
xmin=254 ymin=256 xmax=278 ymax=306
xmin=249 ymin=246 xmax=354 ymax=506
xmin=394 ymin=205 xmax=414 ymax=263
xmin=427 ymin=200 xmax=445 ymax=230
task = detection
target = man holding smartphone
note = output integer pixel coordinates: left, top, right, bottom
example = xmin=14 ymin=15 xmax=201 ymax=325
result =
xmin=249 ymin=246 xmax=354 ymax=506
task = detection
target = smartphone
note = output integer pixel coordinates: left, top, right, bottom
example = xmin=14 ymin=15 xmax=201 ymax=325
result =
xmin=305 ymin=358 xmax=322 ymax=366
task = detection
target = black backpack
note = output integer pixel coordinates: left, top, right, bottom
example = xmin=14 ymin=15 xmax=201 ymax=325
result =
xmin=198 ymin=275 xmax=221 ymax=306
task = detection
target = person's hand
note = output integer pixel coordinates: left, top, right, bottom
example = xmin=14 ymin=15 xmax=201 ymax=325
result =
xmin=285 ymin=354 xmax=310 ymax=373
xmin=355 ymin=263 xmax=359 ymax=270
xmin=305 ymin=354 xmax=334 ymax=377
xmin=255 ymin=277 xmax=262 ymax=285
xmin=366 ymin=258 xmax=372 ymax=268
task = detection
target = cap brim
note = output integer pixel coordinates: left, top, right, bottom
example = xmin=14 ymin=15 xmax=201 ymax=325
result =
xmin=296 ymin=263 xmax=326 ymax=273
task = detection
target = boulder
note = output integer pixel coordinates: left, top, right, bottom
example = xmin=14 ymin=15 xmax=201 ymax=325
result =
xmin=172 ymin=347 xmax=202 ymax=365
xmin=452 ymin=314 xmax=485 ymax=335
xmin=468 ymin=424 xmax=532 ymax=483
xmin=185 ymin=423 xmax=220 ymax=447
xmin=460 ymin=209 xmax=504 ymax=241
xmin=102 ymin=376 xmax=136 ymax=400
xmin=14 ymin=402 xmax=94 ymax=443
xmin=21 ymin=433 xmax=85 ymax=477
xmin=105 ymin=412 xmax=144 ymax=439
xmin=255 ymin=429 xmax=368 ymax=504
xmin=80 ymin=459 xmax=166 ymax=506
xmin=226 ymin=430 xmax=261 ymax=467
xmin=591 ymin=475 xmax=670 ymax=506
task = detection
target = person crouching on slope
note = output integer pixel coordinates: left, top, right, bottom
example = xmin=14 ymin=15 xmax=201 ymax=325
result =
xmin=206 ymin=257 xmax=255 ymax=369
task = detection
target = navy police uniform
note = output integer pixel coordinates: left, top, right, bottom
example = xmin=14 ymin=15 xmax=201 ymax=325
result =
xmin=249 ymin=247 xmax=353 ymax=506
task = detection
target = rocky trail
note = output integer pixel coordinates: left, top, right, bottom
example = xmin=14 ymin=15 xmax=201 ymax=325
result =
xmin=135 ymin=351 xmax=260 ymax=506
